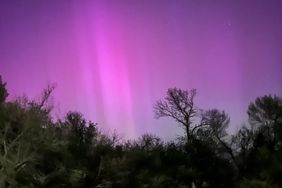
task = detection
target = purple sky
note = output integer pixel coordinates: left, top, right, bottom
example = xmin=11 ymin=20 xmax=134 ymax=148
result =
xmin=1 ymin=1 xmax=282 ymax=139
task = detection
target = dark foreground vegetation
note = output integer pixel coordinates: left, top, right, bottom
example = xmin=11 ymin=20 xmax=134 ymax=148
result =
xmin=0 ymin=77 xmax=282 ymax=188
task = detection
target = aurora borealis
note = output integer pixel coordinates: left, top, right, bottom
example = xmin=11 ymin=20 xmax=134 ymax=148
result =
xmin=1 ymin=1 xmax=282 ymax=139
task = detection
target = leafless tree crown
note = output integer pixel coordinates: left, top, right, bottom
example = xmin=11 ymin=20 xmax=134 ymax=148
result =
xmin=154 ymin=88 xmax=197 ymax=138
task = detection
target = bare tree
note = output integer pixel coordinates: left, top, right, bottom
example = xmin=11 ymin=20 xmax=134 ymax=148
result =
xmin=154 ymin=88 xmax=197 ymax=140
xmin=198 ymin=109 xmax=229 ymax=139
xmin=198 ymin=109 xmax=237 ymax=165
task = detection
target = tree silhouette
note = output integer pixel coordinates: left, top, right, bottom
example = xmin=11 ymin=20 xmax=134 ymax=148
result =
xmin=199 ymin=109 xmax=229 ymax=138
xmin=154 ymin=88 xmax=197 ymax=140
xmin=248 ymin=95 xmax=282 ymax=127
xmin=0 ymin=76 xmax=8 ymax=105
xmin=197 ymin=109 xmax=237 ymax=165
xmin=1 ymin=75 xmax=282 ymax=187
xmin=248 ymin=95 xmax=282 ymax=147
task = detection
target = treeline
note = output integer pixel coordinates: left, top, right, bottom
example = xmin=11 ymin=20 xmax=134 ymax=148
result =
xmin=0 ymin=77 xmax=282 ymax=188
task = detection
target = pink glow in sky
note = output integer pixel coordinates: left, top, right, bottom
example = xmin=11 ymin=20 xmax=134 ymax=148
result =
xmin=1 ymin=1 xmax=282 ymax=139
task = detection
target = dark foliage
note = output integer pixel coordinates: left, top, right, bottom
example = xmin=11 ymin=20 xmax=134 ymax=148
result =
xmin=0 ymin=79 xmax=282 ymax=187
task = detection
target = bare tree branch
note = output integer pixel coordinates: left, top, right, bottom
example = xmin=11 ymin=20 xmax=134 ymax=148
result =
xmin=154 ymin=88 xmax=197 ymax=139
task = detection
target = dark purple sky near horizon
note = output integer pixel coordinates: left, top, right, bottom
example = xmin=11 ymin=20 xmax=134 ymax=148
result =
xmin=0 ymin=1 xmax=282 ymax=139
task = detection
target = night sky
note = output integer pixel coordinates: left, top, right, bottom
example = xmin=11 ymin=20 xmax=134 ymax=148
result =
xmin=1 ymin=1 xmax=282 ymax=139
